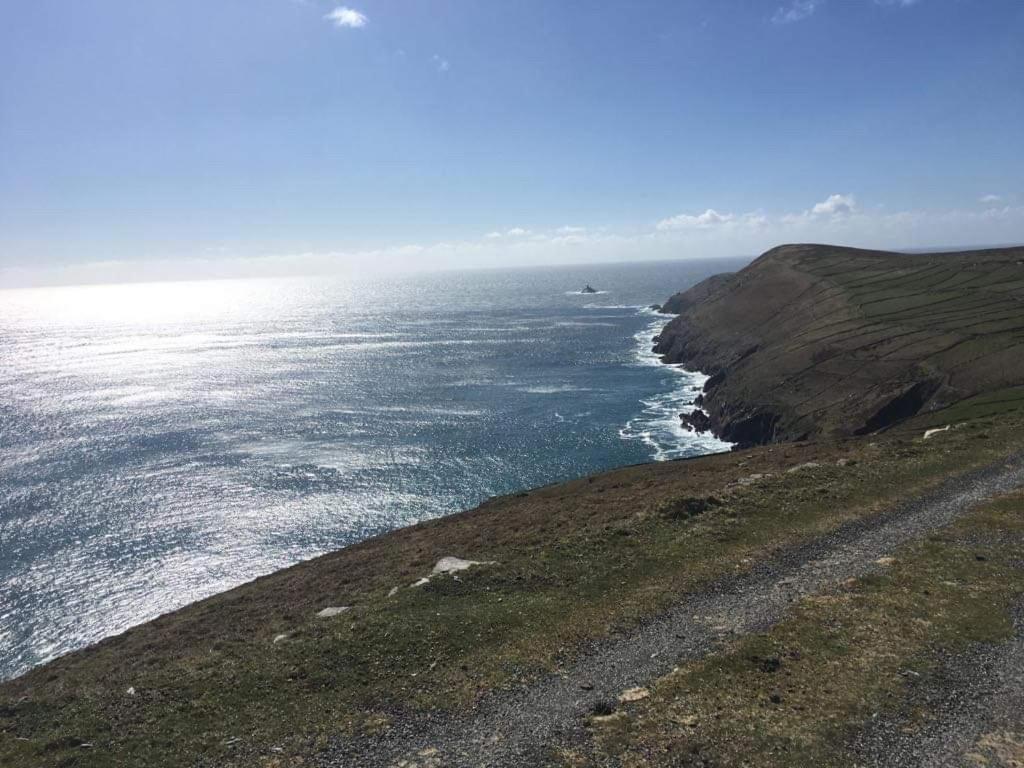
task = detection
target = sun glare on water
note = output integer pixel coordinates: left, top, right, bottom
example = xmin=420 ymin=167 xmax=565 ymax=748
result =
xmin=0 ymin=278 xmax=313 ymax=330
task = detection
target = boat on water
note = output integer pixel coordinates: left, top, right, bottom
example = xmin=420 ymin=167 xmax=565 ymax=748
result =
xmin=580 ymin=284 xmax=598 ymax=294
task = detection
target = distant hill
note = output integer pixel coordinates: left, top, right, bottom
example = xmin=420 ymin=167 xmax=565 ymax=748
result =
xmin=655 ymin=243 xmax=1024 ymax=446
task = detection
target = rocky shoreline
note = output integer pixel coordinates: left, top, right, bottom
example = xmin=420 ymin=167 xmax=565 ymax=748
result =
xmin=652 ymin=242 xmax=1024 ymax=447
xmin=653 ymin=266 xmax=791 ymax=448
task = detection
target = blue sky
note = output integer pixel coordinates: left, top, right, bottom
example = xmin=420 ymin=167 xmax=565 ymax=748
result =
xmin=1 ymin=0 xmax=1022 ymax=285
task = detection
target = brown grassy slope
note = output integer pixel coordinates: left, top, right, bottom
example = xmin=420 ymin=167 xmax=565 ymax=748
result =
xmin=654 ymin=243 xmax=1024 ymax=445
xmin=658 ymin=272 xmax=736 ymax=315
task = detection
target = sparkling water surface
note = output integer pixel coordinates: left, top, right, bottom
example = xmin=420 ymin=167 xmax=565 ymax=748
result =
xmin=0 ymin=259 xmax=740 ymax=679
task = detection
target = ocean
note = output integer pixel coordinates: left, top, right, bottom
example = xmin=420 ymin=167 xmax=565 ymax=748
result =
xmin=0 ymin=258 xmax=741 ymax=680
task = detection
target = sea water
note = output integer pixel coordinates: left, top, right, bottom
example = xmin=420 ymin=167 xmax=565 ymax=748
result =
xmin=0 ymin=259 xmax=740 ymax=679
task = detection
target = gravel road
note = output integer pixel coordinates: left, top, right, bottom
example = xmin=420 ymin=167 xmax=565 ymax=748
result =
xmin=322 ymin=452 xmax=1024 ymax=768
xmin=851 ymin=600 xmax=1024 ymax=768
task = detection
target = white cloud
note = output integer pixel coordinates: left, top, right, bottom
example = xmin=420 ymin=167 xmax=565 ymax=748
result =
xmin=773 ymin=0 xmax=921 ymax=26
xmin=656 ymin=209 xmax=734 ymax=231
xmin=432 ymin=54 xmax=450 ymax=73
xmin=556 ymin=226 xmax=587 ymax=235
xmin=980 ymin=194 xmax=1003 ymax=205
xmin=324 ymin=7 xmax=367 ymax=28
xmin=810 ymin=193 xmax=857 ymax=217
xmin=485 ymin=227 xmax=531 ymax=239
xmin=655 ymin=208 xmax=774 ymax=232
xmin=772 ymin=0 xmax=822 ymax=24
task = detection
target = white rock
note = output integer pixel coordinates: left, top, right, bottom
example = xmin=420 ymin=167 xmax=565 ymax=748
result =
xmin=273 ymin=633 xmax=290 ymax=644
xmin=388 ymin=586 xmax=400 ymax=597
xmin=431 ymin=556 xmax=495 ymax=575
xmin=591 ymin=712 xmax=627 ymax=725
xmin=126 ymin=687 xmax=135 ymax=696
xmin=924 ymin=425 xmax=951 ymax=440
xmin=409 ymin=556 xmax=498 ymax=587
xmin=619 ymin=687 xmax=651 ymax=703
xmin=317 ymin=606 xmax=351 ymax=618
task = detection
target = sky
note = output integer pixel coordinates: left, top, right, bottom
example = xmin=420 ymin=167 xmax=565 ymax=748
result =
xmin=1 ymin=0 xmax=1022 ymax=286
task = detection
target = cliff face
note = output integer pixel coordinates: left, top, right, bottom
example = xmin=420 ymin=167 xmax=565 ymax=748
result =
xmin=655 ymin=243 xmax=1024 ymax=446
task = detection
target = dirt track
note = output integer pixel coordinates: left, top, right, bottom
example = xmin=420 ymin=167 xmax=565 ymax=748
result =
xmin=322 ymin=452 xmax=1024 ymax=767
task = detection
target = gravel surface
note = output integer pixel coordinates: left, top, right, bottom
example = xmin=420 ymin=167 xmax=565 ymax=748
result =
xmin=851 ymin=602 xmax=1024 ymax=767
xmin=321 ymin=453 xmax=1024 ymax=768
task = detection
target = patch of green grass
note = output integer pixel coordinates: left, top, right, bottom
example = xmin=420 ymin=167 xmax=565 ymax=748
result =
xmin=903 ymin=385 xmax=1024 ymax=429
xmin=596 ymin=492 xmax=1024 ymax=767
xmin=655 ymin=495 xmax=723 ymax=520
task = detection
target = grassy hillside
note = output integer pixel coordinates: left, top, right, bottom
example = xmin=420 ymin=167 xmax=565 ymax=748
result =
xmin=655 ymin=244 xmax=1024 ymax=445
xmin=3 ymin=404 xmax=1024 ymax=766
xmin=658 ymin=272 xmax=735 ymax=315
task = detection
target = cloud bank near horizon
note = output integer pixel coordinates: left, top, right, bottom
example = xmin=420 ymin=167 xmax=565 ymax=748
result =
xmin=2 ymin=195 xmax=1022 ymax=289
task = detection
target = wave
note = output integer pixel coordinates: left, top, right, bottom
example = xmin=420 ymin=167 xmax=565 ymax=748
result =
xmin=619 ymin=311 xmax=733 ymax=461
xmin=583 ymin=303 xmax=647 ymax=310
xmin=517 ymin=384 xmax=591 ymax=395
xmin=326 ymin=405 xmax=486 ymax=418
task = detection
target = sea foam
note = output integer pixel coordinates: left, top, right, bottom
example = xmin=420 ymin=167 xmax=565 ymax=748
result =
xmin=618 ymin=308 xmax=733 ymax=461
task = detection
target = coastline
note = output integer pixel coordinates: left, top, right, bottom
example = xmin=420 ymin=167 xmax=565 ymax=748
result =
xmin=619 ymin=305 xmax=733 ymax=460
xmin=5 ymin=243 xmax=1024 ymax=767
xmin=653 ymin=243 xmax=1024 ymax=445
xmin=0 ymin=264 xmax=739 ymax=682
xmin=6 ymin=387 xmax=1024 ymax=767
